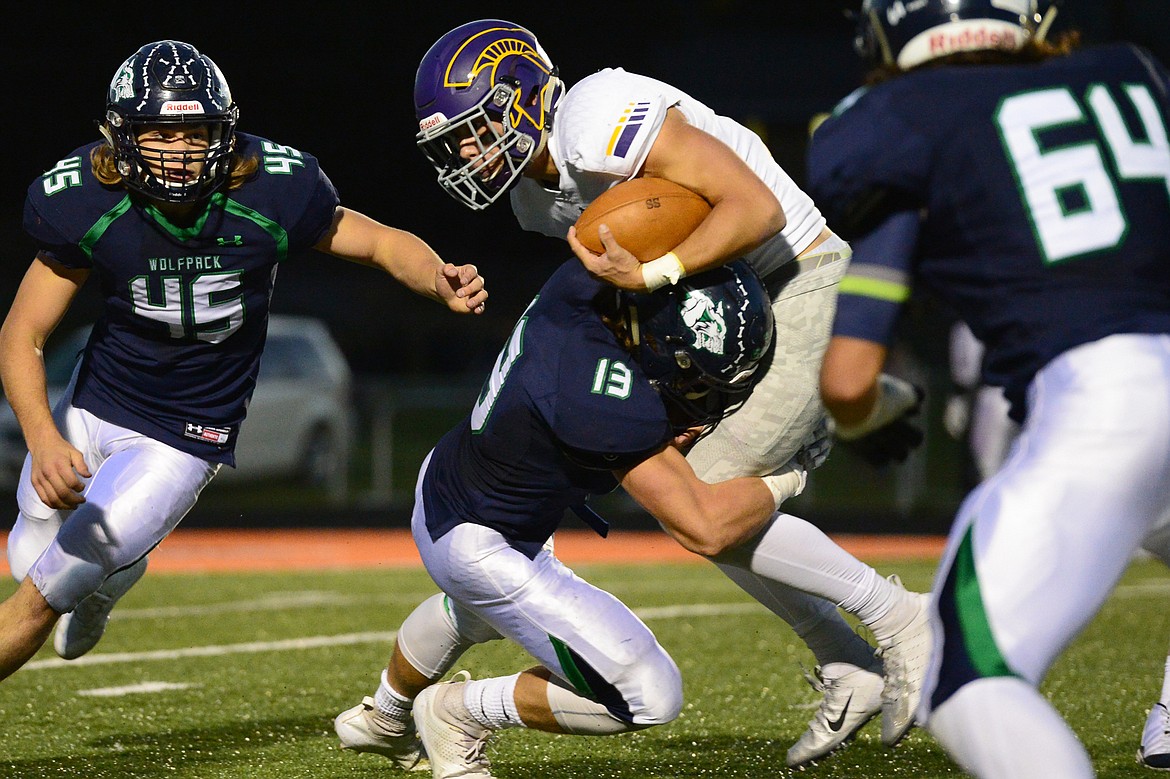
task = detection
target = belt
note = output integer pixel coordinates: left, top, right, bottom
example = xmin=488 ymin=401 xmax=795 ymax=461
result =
xmin=759 ymin=250 xmax=848 ymax=297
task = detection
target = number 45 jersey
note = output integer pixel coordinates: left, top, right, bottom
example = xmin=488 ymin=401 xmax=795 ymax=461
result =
xmin=22 ymin=132 xmax=340 ymax=464
xmin=809 ymin=43 xmax=1170 ymax=420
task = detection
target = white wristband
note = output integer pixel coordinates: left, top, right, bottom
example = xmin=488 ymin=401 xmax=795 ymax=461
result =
xmin=834 ymin=373 xmax=920 ymax=441
xmin=641 ymin=252 xmax=686 ymax=292
xmin=761 ymin=464 xmax=807 ymax=509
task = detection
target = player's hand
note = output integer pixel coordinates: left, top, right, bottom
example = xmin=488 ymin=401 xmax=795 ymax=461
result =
xmin=28 ymin=432 xmax=90 ymax=509
xmin=796 ymin=416 xmax=833 ymax=471
xmin=437 ymin=263 xmax=487 ymax=314
xmin=567 ymin=224 xmax=645 ymax=291
xmin=839 ymin=415 xmax=924 ymax=467
xmin=834 ymin=375 xmax=926 ymax=467
xmin=668 ymin=424 xmax=706 ymax=452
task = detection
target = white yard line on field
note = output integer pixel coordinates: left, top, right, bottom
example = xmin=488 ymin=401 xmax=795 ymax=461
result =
xmin=22 ymin=583 xmax=1166 ymax=673
xmin=23 ymin=601 xmax=762 ymax=672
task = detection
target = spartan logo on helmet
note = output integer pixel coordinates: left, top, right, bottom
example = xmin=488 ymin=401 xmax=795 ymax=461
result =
xmin=681 ymin=290 xmax=727 ymax=355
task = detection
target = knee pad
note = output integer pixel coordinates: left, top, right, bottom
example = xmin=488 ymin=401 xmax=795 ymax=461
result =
xmin=397 ymin=594 xmax=501 ymax=680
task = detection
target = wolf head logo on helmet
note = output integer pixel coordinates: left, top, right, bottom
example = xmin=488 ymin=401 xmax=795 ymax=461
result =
xmin=855 ymin=0 xmax=1051 ymax=70
xmin=414 ymin=20 xmax=564 ymax=210
xmin=625 ymin=260 xmax=774 ymax=432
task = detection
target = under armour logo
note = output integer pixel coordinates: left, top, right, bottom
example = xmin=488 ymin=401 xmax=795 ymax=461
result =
xmin=216 ymin=235 xmax=243 ymax=246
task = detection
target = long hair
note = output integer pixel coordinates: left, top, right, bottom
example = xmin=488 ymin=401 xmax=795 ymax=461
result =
xmin=90 ymin=142 xmax=259 ymax=191
xmin=865 ymin=30 xmax=1081 ymax=85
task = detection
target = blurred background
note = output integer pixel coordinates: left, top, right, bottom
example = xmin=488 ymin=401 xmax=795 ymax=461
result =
xmin=1 ymin=1 xmax=1166 ymax=533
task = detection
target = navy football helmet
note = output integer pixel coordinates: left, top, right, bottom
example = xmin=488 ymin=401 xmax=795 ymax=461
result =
xmin=102 ymin=40 xmax=239 ymax=203
xmin=414 ymin=20 xmax=564 ymax=210
xmin=855 ymin=0 xmax=1049 ymax=69
xmin=627 ymin=261 xmax=774 ymax=432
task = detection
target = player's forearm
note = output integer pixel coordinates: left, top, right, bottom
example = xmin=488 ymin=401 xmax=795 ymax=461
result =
xmin=671 ymin=196 xmax=784 ymax=277
xmin=0 ymin=332 xmax=59 ymax=449
xmin=370 ymin=229 xmax=447 ymax=303
xmin=661 ymin=477 xmax=777 ymax=557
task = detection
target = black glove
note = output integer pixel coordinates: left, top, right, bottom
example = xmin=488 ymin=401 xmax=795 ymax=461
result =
xmin=834 ymin=375 xmax=926 ymax=467
xmin=840 ymin=412 xmax=924 ymax=466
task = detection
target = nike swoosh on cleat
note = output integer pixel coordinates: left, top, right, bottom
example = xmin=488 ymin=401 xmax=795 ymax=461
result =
xmin=827 ymin=693 xmax=854 ymax=732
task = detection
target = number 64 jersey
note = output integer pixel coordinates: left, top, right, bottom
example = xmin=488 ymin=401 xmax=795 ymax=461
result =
xmin=22 ymin=132 xmax=339 ymax=464
xmin=808 ymin=43 xmax=1170 ymax=421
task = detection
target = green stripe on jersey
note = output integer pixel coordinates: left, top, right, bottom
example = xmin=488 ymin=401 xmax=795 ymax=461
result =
xmin=223 ymin=196 xmax=289 ymax=262
xmin=954 ymin=526 xmax=1015 ymax=679
xmin=548 ymin=635 xmax=595 ymax=698
xmin=839 ymin=275 xmax=910 ymax=303
xmin=79 ymin=195 xmax=134 ymax=259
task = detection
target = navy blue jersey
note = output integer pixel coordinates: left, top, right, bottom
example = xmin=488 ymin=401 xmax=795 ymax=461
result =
xmin=809 ymin=44 xmax=1170 ymax=419
xmin=22 ymin=132 xmax=339 ymax=463
xmin=421 ymin=260 xmax=673 ymax=557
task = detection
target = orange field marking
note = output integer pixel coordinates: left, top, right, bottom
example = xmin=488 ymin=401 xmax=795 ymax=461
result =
xmin=0 ymin=529 xmax=945 ymax=575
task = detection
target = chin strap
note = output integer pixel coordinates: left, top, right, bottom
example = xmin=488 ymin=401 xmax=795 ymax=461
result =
xmin=1034 ymin=2 xmax=1059 ymax=43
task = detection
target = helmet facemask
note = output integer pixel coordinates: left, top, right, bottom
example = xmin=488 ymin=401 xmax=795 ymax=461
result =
xmin=417 ymin=77 xmax=547 ymax=211
xmin=104 ymin=109 xmax=238 ymax=203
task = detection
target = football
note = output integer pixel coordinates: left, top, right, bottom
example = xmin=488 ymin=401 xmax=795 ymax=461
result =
xmin=574 ymin=177 xmax=710 ymax=261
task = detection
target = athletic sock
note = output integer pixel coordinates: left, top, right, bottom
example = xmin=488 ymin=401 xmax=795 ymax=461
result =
xmin=371 ymin=669 xmax=414 ymax=733
xmin=463 ymin=673 xmax=524 ymax=730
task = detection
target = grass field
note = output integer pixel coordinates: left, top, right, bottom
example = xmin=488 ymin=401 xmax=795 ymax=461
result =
xmin=0 ymin=556 xmax=1167 ymax=778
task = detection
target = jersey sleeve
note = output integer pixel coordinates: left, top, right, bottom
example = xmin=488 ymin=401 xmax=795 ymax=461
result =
xmin=555 ymin=69 xmax=672 ymax=179
xmin=544 ymin=327 xmax=671 ymax=468
xmin=285 ymin=161 xmax=340 ymax=250
xmin=21 ymin=144 xmax=111 ymax=269
xmin=807 ymin=87 xmax=933 ymax=240
xmin=23 ymin=195 xmax=92 ymax=268
xmin=832 ymin=209 xmax=920 ymax=346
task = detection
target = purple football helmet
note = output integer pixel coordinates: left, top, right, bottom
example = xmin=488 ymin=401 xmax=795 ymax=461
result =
xmin=103 ymin=40 xmax=239 ymax=203
xmin=414 ymin=20 xmax=563 ymax=210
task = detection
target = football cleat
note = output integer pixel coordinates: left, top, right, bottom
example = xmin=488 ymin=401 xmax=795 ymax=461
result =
xmin=1138 ymin=702 xmax=1170 ymax=770
xmin=787 ymin=660 xmax=884 ymax=768
xmin=334 ymin=696 xmax=428 ymax=771
xmin=413 ymin=670 xmax=494 ymax=779
xmin=877 ymin=578 xmax=933 ymax=747
xmin=54 ymin=591 xmax=118 ymax=660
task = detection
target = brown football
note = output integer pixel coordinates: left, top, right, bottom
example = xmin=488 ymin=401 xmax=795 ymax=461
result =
xmin=574 ymin=177 xmax=710 ymax=261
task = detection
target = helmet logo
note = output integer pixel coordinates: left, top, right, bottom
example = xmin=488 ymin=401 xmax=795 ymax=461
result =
xmin=111 ymin=64 xmax=135 ymax=101
xmin=681 ymin=291 xmax=727 ymax=355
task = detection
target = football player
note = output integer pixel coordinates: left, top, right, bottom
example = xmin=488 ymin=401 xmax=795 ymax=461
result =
xmin=811 ymin=2 xmax=1170 ymax=776
xmin=396 ymin=20 xmax=936 ymax=766
xmin=335 ymin=259 xmax=829 ymax=777
xmin=0 ymin=40 xmax=487 ymax=682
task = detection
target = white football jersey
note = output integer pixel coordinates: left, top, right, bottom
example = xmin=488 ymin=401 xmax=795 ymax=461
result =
xmin=510 ymin=68 xmax=827 ymax=278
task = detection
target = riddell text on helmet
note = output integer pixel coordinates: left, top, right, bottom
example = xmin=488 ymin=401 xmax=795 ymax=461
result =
xmin=931 ymin=26 xmax=1021 ymax=57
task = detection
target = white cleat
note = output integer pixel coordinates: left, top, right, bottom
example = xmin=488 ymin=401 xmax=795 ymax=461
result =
xmin=413 ymin=671 xmax=494 ymax=779
xmin=1138 ymin=702 xmax=1170 ymax=770
xmin=54 ymin=591 xmax=118 ymax=660
xmin=334 ymin=696 xmax=428 ymax=771
xmin=878 ymin=579 xmax=933 ymax=747
xmin=786 ymin=660 xmax=884 ymax=768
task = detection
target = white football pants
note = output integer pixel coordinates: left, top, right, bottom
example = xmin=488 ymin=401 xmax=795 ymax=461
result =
xmin=7 ymin=394 xmax=219 ymax=613
xmin=924 ymin=333 xmax=1170 ymax=779
xmin=411 ymin=454 xmax=682 ymax=727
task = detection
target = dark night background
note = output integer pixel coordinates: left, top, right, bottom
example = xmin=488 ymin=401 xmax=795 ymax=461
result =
xmin=1 ymin=1 xmax=1167 ymax=528
xmin=5 ymin=0 xmax=1167 ymax=376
